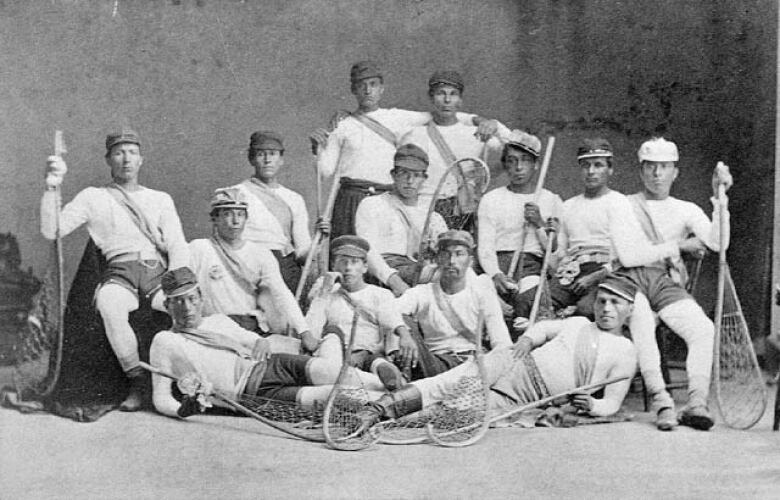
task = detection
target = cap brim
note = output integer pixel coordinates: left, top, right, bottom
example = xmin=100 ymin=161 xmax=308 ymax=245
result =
xmin=506 ymin=141 xmax=540 ymax=157
xmin=211 ymin=203 xmax=248 ymax=210
xmin=597 ymin=283 xmax=634 ymax=302
xmin=165 ymin=282 xmax=199 ymax=298
xmin=577 ymin=151 xmax=613 ymax=160
xmin=332 ymin=247 xmax=367 ymax=259
xmin=394 ymin=159 xmax=428 ymax=172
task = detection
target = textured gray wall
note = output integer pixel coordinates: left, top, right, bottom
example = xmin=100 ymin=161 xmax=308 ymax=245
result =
xmin=0 ymin=0 xmax=775 ymax=337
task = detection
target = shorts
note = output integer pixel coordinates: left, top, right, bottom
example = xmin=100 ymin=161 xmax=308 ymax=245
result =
xmin=616 ymin=267 xmax=690 ymax=311
xmin=247 ymin=353 xmax=312 ymax=402
xmin=496 ymin=251 xmax=543 ymax=278
xmin=100 ymin=259 xmax=165 ymax=300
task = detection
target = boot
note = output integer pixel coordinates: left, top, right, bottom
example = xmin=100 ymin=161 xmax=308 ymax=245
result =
xmin=679 ymin=375 xmax=714 ymax=431
xmin=120 ymin=366 xmax=148 ymax=412
xmin=656 ymin=407 xmax=678 ymax=431
xmin=373 ymin=358 xmax=407 ymax=391
xmin=355 ymin=385 xmax=424 ymax=431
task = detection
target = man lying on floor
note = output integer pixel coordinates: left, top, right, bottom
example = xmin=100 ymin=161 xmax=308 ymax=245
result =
xmin=149 ymin=267 xmax=387 ymax=418
xmin=358 ymin=273 xmax=639 ymax=425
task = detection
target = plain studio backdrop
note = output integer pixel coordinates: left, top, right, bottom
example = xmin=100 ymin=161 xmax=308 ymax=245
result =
xmin=0 ymin=0 xmax=775 ymax=348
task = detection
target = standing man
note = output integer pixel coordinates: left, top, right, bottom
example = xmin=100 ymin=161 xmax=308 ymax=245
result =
xmin=478 ymin=130 xmax=563 ymax=320
xmin=312 ymin=61 xmax=500 ymax=239
xmin=619 ymin=137 xmax=732 ymax=431
xmin=234 ymin=131 xmax=311 ymax=292
xmin=41 ymin=129 xmax=190 ymax=411
xmin=355 ymin=144 xmax=448 ymax=296
xmin=358 ymin=274 xmax=639 ymax=426
xmin=188 ymin=187 xmax=313 ymax=349
xmin=400 ymin=70 xmax=511 ymax=229
xmin=394 ymin=230 xmax=512 ymax=380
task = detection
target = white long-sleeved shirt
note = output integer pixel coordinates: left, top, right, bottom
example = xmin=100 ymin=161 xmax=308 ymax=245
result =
xmin=40 ymin=185 xmax=189 ymax=269
xmin=355 ymin=192 xmax=448 ymax=284
xmin=317 ymin=109 xmax=477 ymax=184
xmin=150 ymin=314 xmax=261 ymax=417
xmin=558 ymin=190 xmax=680 ymax=268
xmin=234 ymin=180 xmax=311 ymax=259
xmin=524 ymin=317 xmax=637 ymax=416
xmin=395 ymin=274 xmax=512 ymax=354
xmin=305 ymin=283 xmax=405 ymax=354
xmin=188 ymin=239 xmax=308 ymax=335
xmin=400 ymin=121 xmax=511 ymax=200
xmin=477 ymin=186 xmax=564 ymax=277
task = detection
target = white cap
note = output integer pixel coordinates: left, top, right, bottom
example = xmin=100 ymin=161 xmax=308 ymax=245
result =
xmin=637 ymin=137 xmax=679 ymax=162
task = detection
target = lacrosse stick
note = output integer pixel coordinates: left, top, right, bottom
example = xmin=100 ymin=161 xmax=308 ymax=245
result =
xmin=139 ymin=361 xmax=327 ymax=442
xmin=526 ymin=223 xmax=557 ymax=327
xmin=413 ymin=156 xmax=490 ymax=285
xmin=13 ymin=131 xmax=67 ymax=399
xmin=490 ymin=375 xmax=629 ymax=424
xmin=322 ymin=311 xmax=380 ymax=451
xmin=712 ymin=174 xmax=766 ymax=429
xmin=507 ymin=136 xmax=555 ymax=281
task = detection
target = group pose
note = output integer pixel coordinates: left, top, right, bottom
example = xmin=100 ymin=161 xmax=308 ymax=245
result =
xmin=40 ymin=60 xmax=734 ymax=435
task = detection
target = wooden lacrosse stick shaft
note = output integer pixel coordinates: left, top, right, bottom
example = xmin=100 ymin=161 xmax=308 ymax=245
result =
xmin=507 ymin=137 xmax=555 ymax=280
xmin=489 ymin=375 xmax=629 ymax=424
xmin=295 ymin=165 xmax=341 ymax=301
xmin=526 ymin=225 xmax=556 ymax=327
xmin=714 ymin=178 xmax=727 ymax=338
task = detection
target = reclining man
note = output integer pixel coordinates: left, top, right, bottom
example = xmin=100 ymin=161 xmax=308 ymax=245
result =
xmin=188 ymin=187 xmax=313 ymax=351
xmin=478 ymin=130 xmax=563 ymax=324
xmin=619 ymin=137 xmax=732 ymax=431
xmin=150 ymin=267 xmax=388 ymax=418
xmin=359 ymin=274 xmax=638 ymax=425
xmin=233 ymin=131 xmax=312 ymax=291
xmin=311 ymin=60 xmax=503 ymax=239
xmin=305 ymin=235 xmax=418 ymax=390
xmin=394 ymin=230 xmax=512 ymax=380
xmin=355 ymin=143 xmax=448 ymax=296
xmin=41 ymin=129 xmax=190 ymax=411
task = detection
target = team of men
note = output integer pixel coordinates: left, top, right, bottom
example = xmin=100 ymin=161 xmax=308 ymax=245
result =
xmin=41 ymin=60 xmax=735 ymax=433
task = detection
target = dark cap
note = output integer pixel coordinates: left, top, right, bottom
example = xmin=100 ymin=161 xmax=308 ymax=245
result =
xmin=577 ymin=138 xmax=613 ymax=160
xmin=105 ymin=128 xmax=141 ymax=151
xmin=210 ymin=187 xmax=248 ymax=212
xmin=393 ymin=144 xmax=429 ymax=172
xmin=350 ymin=60 xmax=383 ymax=84
xmin=161 ymin=267 xmax=199 ymax=298
xmin=428 ymin=70 xmax=464 ymax=92
xmin=436 ymin=229 xmax=475 ymax=251
xmin=597 ymin=273 xmax=637 ymax=303
xmin=249 ymin=130 xmax=284 ymax=151
xmin=504 ymin=129 xmax=542 ymax=158
xmin=331 ymin=235 xmax=370 ymax=259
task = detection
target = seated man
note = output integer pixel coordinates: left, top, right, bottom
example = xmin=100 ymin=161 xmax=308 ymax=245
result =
xmin=150 ymin=267 xmax=387 ymax=418
xmin=233 ymin=131 xmax=311 ymax=291
xmin=355 ymin=143 xmax=448 ymax=296
xmin=188 ymin=187 xmax=314 ymax=351
xmin=305 ymin=235 xmax=418 ymax=390
xmin=619 ymin=137 xmax=732 ymax=431
xmin=394 ymin=230 xmax=512 ymax=380
xmin=478 ymin=130 xmax=563 ymax=320
xmin=360 ymin=274 xmax=639 ymax=424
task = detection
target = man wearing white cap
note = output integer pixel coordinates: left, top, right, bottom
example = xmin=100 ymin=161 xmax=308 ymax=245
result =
xmin=400 ymin=70 xmax=512 ymax=227
xmin=355 ymin=143 xmax=448 ymax=296
xmin=478 ymin=130 xmax=563 ymax=323
xmin=41 ymin=129 xmax=190 ymax=411
xmin=188 ymin=187 xmax=313 ymax=349
xmin=311 ymin=61 xmax=501 ymax=239
xmin=233 ymin=131 xmax=311 ymax=292
xmin=618 ymin=137 xmax=732 ymax=431
xmin=394 ymin=230 xmax=512 ymax=380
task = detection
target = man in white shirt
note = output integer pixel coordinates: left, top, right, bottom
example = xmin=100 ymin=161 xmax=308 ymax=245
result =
xmin=233 ymin=131 xmax=311 ymax=292
xmin=311 ymin=61 xmax=501 ymax=239
xmin=400 ymin=70 xmax=512 ymax=230
xmin=618 ymin=137 xmax=732 ymax=431
xmin=305 ymin=235 xmax=418 ymax=390
xmin=478 ymin=130 xmax=563 ymax=323
xmin=188 ymin=187 xmax=313 ymax=349
xmin=41 ymin=129 xmax=190 ymax=411
xmin=149 ymin=267 xmax=387 ymax=419
xmin=394 ymin=230 xmax=512 ymax=380
xmin=356 ymin=274 xmax=638 ymax=426
xmin=355 ymin=144 xmax=448 ymax=296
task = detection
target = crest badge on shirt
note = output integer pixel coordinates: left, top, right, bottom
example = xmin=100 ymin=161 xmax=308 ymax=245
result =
xmin=208 ymin=265 xmax=224 ymax=281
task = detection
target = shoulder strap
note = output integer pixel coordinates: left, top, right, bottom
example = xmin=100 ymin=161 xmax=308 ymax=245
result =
xmin=336 ymin=287 xmax=380 ymax=326
xmin=573 ymin=324 xmax=600 ymax=386
xmin=209 ymin=237 xmax=259 ymax=292
xmin=104 ymin=184 xmax=168 ymax=259
xmin=350 ymin=112 xmax=398 ymax=147
xmin=431 ymin=281 xmax=477 ymax=343
xmin=425 ymin=121 xmax=457 ymax=165
xmin=176 ymin=326 xmax=253 ymax=360
xmin=628 ymin=193 xmax=687 ymax=284
xmin=385 ymin=194 xmax=422 ymax=258
xmin=244 ymin=179 xmax=295 ymax=254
